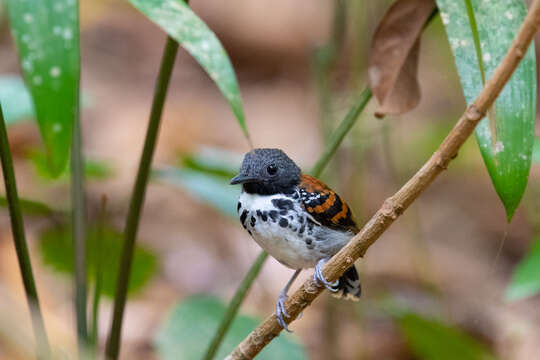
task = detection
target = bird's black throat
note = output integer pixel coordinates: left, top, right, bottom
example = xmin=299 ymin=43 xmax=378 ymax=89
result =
xmin=242 ymin=180 xmax=299 ymax=196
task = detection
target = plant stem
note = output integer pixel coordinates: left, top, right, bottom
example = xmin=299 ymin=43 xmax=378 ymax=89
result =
xmin=311 ymin=87 xmax=372 ymax=177
xmin=0 ymin=103 xmax=51 ymax=357
xmin=71 ymin=0 xmax=88 ymax=349
xmin=203 ymin=251 xmax=268 ymax=360
xmin=72 ymin=93 xmax=88 ymax=350
xmin=202 ymin=86 xmax=372 ymax=359
xmin=105 ymin=36 xmax=179 ymax=360
xmin=314 ymin=0 xmax=347 ymax=157
xmin=90 ymin=195 xmax=107 ymax=352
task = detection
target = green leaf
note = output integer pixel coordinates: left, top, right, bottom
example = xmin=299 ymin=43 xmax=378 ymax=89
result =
xmin=0 ymin=75 xmax=35 ymax=125
xmin=128 ymin=0 xmax=249 ymax=139
xmin=39 ymin=224 xmax=157 ymax=297
xmin=5 ymin=0 xmax=80 ymax=176
xmin=505 ymin=237 xmax=540 ymax=301
xmin=179 ymin=147 xmax=242 ymax=180
xmin=398 ymin=313 xmax=495 ymax=360
xmin=28 ymin=149 xmax=112 ymax=181
xmin=437 ymin=0 xmax=537 ymax=221
xmin=155 ymin=295 xmax=306 ymax=360
xmin=154 ymin=167 xmax=239 ymax=218
xmin=0 ymin=195 xmax=55 ymax=216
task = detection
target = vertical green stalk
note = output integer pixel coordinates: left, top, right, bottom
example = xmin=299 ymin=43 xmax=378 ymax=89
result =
xmin=105 ymin=36 xmax=179 ymax=360
xmin=90 ymin=195 xmax=107 ymax=351
xmin=71 ymin=0 xmax=87 ymax=349
xmin=315 ymin=0 xmax=347 ymax=143
xmin=0 ymin=103 xmax=51 ymax=357
xmin=203 ymin=251 xmax=268 ymax=360
xmin=72 ymin=89 xmax=88 ymax=351
xmin=202 ymin=86 xmax=372 ymax=359
xmin=312 ymin=88 xmax=372 ymax=177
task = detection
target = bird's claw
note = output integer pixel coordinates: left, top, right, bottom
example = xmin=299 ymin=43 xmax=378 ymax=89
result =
xmin=313 ymin=258 xmax=339 ymax=292
xmin=276 ymin=292 xmax=292 ymax=332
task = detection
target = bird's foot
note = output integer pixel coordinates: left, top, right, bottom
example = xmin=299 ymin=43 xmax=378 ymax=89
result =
xmin=313 ymin=258 xmax=339 ymax=292
xmin=276 ymin=291 xmax=292 ymax=332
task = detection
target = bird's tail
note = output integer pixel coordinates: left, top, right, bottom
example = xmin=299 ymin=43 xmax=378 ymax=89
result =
xmin=332 ymin=265 xmax=362 ymax=301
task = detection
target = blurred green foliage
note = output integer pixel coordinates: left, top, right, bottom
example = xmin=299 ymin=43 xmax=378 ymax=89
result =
xmin=39 ymin=224 xmax=157 ymax=297
xmin=398 ymin=313 xmax=495 ymax=360
xmin=506 ymin=237 xmax=540 ymax=301
xmin=28 ymin=149 xmax=112 ymax=181
xmin=154 ymin=147 xmax=242 ymax=218
xmin=155 ymin=295 xmax=306 ymax=360
xmin=155 ymin=167 xmax=239 ymax=218
xmin=0 ymin=195 xmax=55 ymax=216
xmin=0 ymin=76 xmax=34 ymax=125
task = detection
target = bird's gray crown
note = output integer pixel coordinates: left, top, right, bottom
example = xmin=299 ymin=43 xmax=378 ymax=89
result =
xmin=230 ymin=148 xmax=301 ymax=195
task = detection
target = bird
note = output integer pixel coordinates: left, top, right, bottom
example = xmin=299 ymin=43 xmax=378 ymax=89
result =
xmin=230 ymin=148 xmax=361 ymax=331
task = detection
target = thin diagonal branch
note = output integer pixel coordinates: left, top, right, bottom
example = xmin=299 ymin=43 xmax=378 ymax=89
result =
xmin=227 ymin=1 xmax=540 ymax=358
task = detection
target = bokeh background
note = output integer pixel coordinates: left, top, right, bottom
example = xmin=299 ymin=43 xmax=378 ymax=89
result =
xmin=1 ymin=0 xmax=540 ymax=359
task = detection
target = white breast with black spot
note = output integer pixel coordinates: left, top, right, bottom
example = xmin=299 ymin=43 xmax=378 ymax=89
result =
xmin=237 ymin=190 xmax=351 ymax=269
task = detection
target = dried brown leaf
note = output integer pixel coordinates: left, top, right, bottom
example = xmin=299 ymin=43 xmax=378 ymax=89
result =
xmin=368 ymin=0 xmax=436 ymax=117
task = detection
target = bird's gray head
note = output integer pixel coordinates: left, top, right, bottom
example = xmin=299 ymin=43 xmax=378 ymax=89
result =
xmin=230 ymin=148 xmax=301 ymax=195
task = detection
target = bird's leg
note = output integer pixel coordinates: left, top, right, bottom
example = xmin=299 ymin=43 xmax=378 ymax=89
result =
xmin=313 ymin=258 xmax=339 ymax=292
xmin=276 ymin=269 xmax=302 ymax=332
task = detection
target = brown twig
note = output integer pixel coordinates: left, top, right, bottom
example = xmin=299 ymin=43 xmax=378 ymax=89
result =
xmin=227 ymin=1 xmax=540 ymax=358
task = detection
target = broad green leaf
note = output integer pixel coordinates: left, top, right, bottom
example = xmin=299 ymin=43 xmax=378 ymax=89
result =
xmin=128 ymin=0 xmax=249 ymax=139
xmin=0 ymin=76 xmax=34 ymax=125
xmin=398 ymin=313 xmax=495 ymax=360
xmin=0 ymin=195 xmax=55 ymax=216
xmin=6 ymin=0 xmax=80 ymax=176
xmin=154 ymin=167 xmax=239 ymax=218
xmin=505 ymin=237 xmax=540 ymax=301
xmin=28 ymin=149 xmax=112 ymax=181
xmin=437 ymin=0 xmax=537 ymax=220
xmin=155 ymin=295 xmax=306 ymax=360
xmin=39 ymin=224 xmax=157 ymax=297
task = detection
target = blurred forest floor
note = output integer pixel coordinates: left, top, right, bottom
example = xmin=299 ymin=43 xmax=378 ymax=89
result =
xmin=1 ymin=0 xmax=540 ymax=359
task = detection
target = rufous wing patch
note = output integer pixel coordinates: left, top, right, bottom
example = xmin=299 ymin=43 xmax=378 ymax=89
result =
xmin=299 ymin=174 xmax=359 ymax=233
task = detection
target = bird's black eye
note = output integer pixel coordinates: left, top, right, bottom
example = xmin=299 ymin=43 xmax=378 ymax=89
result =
xmin=266 ymin=164 xmax=278 ymax=175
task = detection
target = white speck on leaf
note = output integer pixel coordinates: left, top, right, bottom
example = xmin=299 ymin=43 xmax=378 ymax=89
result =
xmin=23 ymin=13 xmax=34 ymax=23
xmin=441 ymin=12 xmax=449 ymax=25
xmin=33 ymin=75 xmax=42 ymax=85
xmin=483 ymin=53 xmax=491 ymax=62
xmin=505 ymin=11 xmax=514 ymax=20
xmin=63 ymin=29 xmax=73 ymax=40
xmin=22 ymin=59 xmax=32 ymax=70
xmin=495 ymin=141 xmax=504 ymax=154
xmin=52 ymin=123 xmax=62 ymax=133
xmin=50 ymin=66 xmax=61 ymax=77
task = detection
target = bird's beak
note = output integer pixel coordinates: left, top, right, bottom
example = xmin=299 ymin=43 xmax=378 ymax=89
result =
xmin=230 ymin=173 xmax=256 ymax=185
